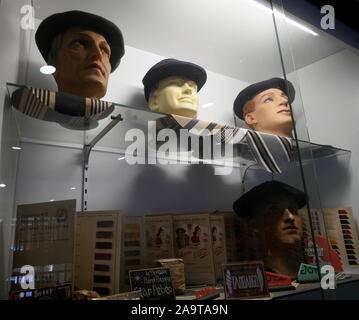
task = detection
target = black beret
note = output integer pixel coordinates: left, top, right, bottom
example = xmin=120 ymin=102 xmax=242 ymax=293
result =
xmin=232 ymin=181 xmax=306 ymax=220
xmin=142 ymin=58 xmax=207 ymax=101
xmin=35 ymin=10 xmax=125 ymax=72
xmin=233 ymin=77 xmax=295 ymax=120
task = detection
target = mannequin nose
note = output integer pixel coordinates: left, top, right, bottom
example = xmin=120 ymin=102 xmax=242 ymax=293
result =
xmin=182 ymin=82 xmax=193 ymax=94
xmin=89 ymin=44 xmax=102 ymax=60
xmin=284 ymin=208 xmax=295 ymax=222
xmin=279 ymin=96 xmax=289 ymax=106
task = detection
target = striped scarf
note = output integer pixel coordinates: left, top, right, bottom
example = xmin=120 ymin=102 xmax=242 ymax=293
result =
xmin=10 ymin=86 xmax=114 ymax=130
xmin=158 ymin=114 xmax=294 ymax=174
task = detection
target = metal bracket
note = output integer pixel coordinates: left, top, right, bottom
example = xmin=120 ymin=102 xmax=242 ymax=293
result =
xmin=83 ymin=114 xmax=123 ymax=169
xmin=81 ymin=114 xmax=123 ymax=211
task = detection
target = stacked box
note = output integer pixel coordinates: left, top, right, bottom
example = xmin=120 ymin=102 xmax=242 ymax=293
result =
xmin=74 ymin=211 xmax=122 ymax=296
xmin=144 ymin=215 xmax=175 ymax=267
xmin=11 ymin=200 xmax=76 ymax=293
xmin=120 ymin=215 xmax=145 ymax=291
xmin=172 ymin=213 xmax=216 ymax=285
xmin=209 ymin=213 xmax=227 ymax=281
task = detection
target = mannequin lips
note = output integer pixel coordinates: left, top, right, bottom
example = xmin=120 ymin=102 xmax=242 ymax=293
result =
xmin=282 ymin=225 xmax=298 ymax=231
xmin=278 ymin=109 xmax=291 ymax=115
xmin=178 ymin=96 xmax=194 ymax=103
xmin=86 ymin=63 xmax=105 ymax=76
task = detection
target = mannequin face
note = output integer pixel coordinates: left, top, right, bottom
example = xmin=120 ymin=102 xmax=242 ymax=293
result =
xmin=148 ymin=76 xmax=199 ymax=118
xmin=254 ymin=197 xmax=303 ymax=248
xmin=244 ymin=88 xmax=293 ymax=137
xmin=54 ymin=27 xmax=111 ymax=99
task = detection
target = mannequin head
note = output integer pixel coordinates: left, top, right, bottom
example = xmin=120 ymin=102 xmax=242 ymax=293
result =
xmin=142 ymin=58 xmax=207 ymax=118
xmin=233 ymin=181 xmax=306 ymax=277
xmin=233 ymin=78 xmax=295 ymax=138
xmin=50 ymin=27 xmax=112 ymax=99
xmin=148 ymin=76 xmax=199 ymax=118
xmin=250 ymin=194 xmax=303 ymax=248
xmin=35 ymin=10 xmax=125 ymax=99
xmin=243 ymin=88 xmax=293 ymax=137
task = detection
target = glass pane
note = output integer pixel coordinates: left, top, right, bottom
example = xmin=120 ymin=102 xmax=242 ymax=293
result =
xmin=3 ymin=0 xmax=354 ymax=300
xmin=272 ymin=0 xmax=359 ymax=299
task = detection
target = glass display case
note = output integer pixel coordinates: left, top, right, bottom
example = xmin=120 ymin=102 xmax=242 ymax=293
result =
xmin=1 ymin=0 xmax=358 ymax=300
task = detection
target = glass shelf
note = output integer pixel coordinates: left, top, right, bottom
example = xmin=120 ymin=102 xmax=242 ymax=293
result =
xmin=7 ymin=83 xmax=351 ymax=171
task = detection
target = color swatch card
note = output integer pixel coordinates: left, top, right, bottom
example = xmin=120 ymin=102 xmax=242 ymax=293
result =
xmin=74 ymin=211 xmax=122 ymax=296
xmin=300 ymin=208 xmax=343 ymax=271
xmin=323 ymin=207 xmax=359 ymax=270
xmin=121 ymin=216 xmax=145 ymax=291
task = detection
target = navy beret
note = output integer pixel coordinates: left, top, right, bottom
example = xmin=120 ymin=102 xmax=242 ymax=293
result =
xmin=35 ymin=10 xmax=125 ymax=72
xmin=142 ymin=58 xmax=207 ymax=101
xmin=232 ymin=181 xmax=306 ymax=220
xmin=233 ymin=78 xmax=295 ymax=120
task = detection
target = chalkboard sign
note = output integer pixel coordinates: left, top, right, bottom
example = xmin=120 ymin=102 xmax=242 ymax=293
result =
xmin=129 ymin=267 xmax=175 ymax=300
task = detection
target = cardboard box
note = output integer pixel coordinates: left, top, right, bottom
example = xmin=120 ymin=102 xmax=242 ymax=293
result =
xmin=144 ymin=215 xmax=175 ymax=267
xmin=11 ymin=200 xmax=76 ymax=293
xmin=74 ymin=210 xmax=122 ymax=296
xmin=172 ymin=213 xmax=216 ymax=285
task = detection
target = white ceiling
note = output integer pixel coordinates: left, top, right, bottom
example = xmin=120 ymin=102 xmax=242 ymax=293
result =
xmin=33 ymin=0 xmax=346 ymax=83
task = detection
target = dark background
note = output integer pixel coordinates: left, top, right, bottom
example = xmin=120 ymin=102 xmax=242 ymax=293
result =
xmin=272 ymin=0 xmax=359 ymax=50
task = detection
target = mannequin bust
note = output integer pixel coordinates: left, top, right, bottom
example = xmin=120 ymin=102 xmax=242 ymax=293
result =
xmin=250 ymin=194 xmax=303 ymax=278
xmin=142 ymin=58 xmax=207 ymax=118
xmin=148 ymin=76 xmax=199 ymax=118
xmin=233 ymin=181 xmax=306 ymax=279
xmin=233 ymin=78 xmax=296 ymax=138
xmin=51 ymin=27 xmax=112 ymax=99
xmin=35 ymin=10 xmax=125 ymax=99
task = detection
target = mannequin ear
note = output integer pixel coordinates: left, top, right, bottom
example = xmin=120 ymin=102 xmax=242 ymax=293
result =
xmin=148 ymin=90 xmax=159 ymax=112
xmin=244 ymin=112 xmax=257 ymax=126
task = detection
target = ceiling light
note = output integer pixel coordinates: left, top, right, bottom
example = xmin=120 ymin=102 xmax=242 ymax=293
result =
xmin=70 ymin=187 xmax=76 ymax=190
xmin=11 ymin=146 xmax=22 ymax=150
xmin=49 ymin=199 xmax=55 ymax=202
xmin=283 ymin=15 xmax=318 ymax=36
xmin=40 ymin=65 xmax=56 ymax=75
xmin=247 ymin=0 xmax=318 ymax=36
xmin=0 ymin=184 xmax=6 ymax=188
xmin=117 ymin=156 xmax=125 ymax=160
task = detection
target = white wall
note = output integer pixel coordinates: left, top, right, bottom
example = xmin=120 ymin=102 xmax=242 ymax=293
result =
xmin=296 ymin=49 xmax=359 ymax=225
xmin=26 ymin=39 xmax=249 ymax=128
xmin=0 ymin=0 xmax=32 ymax=300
